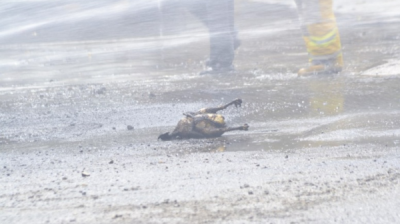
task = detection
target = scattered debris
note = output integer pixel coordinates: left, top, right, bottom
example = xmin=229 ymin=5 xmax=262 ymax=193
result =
xmin=81 ymin=170 xmax=90 ymax=177
xmin=96 ymin=87 xmax=107 ymax=95
xmin=131 ymin=186 xmax=141 ymax=191
xmin=241 ymin=184 xmax=250 ymax=189
xmin=113 ymin=214 xmax=123 ymax=219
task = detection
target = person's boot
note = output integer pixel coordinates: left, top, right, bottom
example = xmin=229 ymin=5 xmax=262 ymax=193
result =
xmin=199 ymin=62 xmax=234 ymax=75
xmin=297 ymin=21 xmax=343 ymax=76
xmin=298 ymin=54 xmax=343 ymax=76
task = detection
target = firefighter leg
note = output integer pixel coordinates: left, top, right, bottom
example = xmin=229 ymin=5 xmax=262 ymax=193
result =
xmin=204 ymin=0 xmax=236 ymax=72
xmin=183 ymin=0 xmax=238 ymax=74
xmin=295 ymin=0 xmax=343 ymax=76
xmin=188 ymin=4 xmax=241 ymax=51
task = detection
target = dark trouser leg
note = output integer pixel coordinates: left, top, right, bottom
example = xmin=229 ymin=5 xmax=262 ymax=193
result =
xmin=187 ymin=1 xmax=240 ymax=51
xmin=184 ymin=0 xmax=237 ymax=71
xmin=205 ymin=0 xmax=235 ymax=70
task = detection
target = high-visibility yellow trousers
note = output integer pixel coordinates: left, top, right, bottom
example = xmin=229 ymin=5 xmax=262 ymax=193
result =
xmin=295 ymin=0 xmax=343 ymax=65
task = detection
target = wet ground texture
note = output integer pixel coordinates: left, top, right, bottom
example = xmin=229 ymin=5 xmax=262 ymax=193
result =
xmin=1 ymin=1 xmax=400 ymax=223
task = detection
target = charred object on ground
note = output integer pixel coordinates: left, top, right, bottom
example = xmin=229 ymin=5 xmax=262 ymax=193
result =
xmin=158 ymin=99 xmax=249 ymax=141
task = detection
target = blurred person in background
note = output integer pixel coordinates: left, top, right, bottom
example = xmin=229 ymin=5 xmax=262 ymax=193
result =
xmin=295 ymin=0 xmax=343 ymax=76
xmin=183 ymin=0 xmax=239 ymax=74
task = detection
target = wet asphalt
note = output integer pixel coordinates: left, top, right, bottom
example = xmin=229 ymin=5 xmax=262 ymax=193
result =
xmin=1 ymin=1 xmax=400 ymax=223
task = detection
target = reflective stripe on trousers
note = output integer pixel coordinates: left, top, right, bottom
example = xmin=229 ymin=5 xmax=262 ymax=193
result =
xmin=295 ymin=0 xmax=342 ymax=61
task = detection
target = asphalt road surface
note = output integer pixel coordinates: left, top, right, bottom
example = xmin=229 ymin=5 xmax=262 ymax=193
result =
xmin=1 ymin=1 xmax=400 ymax=223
